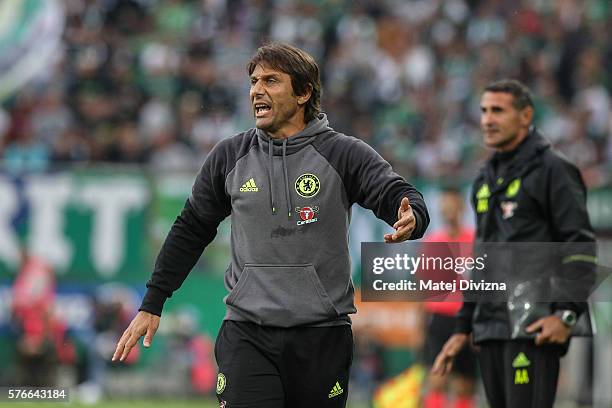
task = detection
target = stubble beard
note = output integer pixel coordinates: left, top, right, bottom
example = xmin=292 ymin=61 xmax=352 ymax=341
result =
xmin=485 ymin=129 xmax=520 ymax=151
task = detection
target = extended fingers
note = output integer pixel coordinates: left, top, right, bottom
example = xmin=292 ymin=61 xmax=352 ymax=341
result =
xmin=112 ymin=330 xmax=130 ymax=361
xmin=526 ymin=318 xmax=543 ymax=333
xmin=393 ymin=211 xmax=415 ymax=228
xmin=384 ymin=230 xmax=410 ymax=243
xmin=143 ymin=323 xmax=159 ymax=347
xmin=432 ymin=353 xmax=452 ymax=376
xmin=112 ymin=323 xmax=145 ymax=361
xmin=112 ymin=312 xmax=160 ymax=362
xmin=394 ymin=223 xmax=416 ymax=241
xmin=120 ymin=333 xmax=140 ymax=361
xmin=431 ymin=355 xmax=444 ymax=374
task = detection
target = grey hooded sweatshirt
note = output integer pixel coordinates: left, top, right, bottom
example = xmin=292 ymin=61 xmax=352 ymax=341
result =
xmin=140 ymin=114 xmax=429 ymax=327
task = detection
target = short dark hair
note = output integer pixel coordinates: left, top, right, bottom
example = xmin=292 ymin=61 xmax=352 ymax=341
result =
xmin=247 ymin=43 xmax=322 ymax=123
xmin=484 ymin=79 xmax=534 ymax=111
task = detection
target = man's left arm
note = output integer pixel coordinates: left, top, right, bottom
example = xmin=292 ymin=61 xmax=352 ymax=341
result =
xmin=547 ymin=157 xmax=597 ymax=314
xmin=527 ymin=156 xmax=596 ymax=344
xmin=346 ymin=139 xmax=430 ymax=240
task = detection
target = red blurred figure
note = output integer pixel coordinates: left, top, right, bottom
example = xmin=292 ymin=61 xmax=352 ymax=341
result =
xmin=11 ymin=251 xmax=75 ymax=386
xmin=422 ymin=187 xmax=477 ymax=408
xmin=188 ymin=334 xmax=216 ymax=394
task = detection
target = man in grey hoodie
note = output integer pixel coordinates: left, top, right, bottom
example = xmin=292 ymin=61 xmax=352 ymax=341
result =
xmin=113 ymin=43 xmax=429 ymax=408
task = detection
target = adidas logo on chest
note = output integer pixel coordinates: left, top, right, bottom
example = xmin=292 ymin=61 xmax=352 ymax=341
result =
xmin=240 ymin=178 xmax=259 ymax=192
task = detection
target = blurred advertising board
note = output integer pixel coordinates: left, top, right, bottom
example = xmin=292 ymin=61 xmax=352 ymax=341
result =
xmin=0 ymin=170 xmax=231 ymax=343
xmin=0 ymin=171 xmax=150 ymax=281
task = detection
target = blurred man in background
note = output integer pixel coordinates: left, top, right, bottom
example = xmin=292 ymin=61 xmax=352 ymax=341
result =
xmin=11 ymin=245 xmax=75 ymax=386
xmin=112 ymin=43 xmax=429 ymax=408
xmin=422 ymin=186 xmax=477 ymax=408
xmin=433 ymin=79 xmax=596 ymax=408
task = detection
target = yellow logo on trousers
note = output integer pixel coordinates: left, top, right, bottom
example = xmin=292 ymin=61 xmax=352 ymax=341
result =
xmin=514 ymin=369 xmax=529 ymax=384
xmin=328 ymin=381 xmax=344 ymax=398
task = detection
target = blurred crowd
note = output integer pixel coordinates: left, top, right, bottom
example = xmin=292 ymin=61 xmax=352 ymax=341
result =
xmin=1 ymin=2 xmax=611 ymax=405
xmin=0 ymin=0 xmax=611 ymax=185
xmin=4 ymin=254 xmax=219 ymax=401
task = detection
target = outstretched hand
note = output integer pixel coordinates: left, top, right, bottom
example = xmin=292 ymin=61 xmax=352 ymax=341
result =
xmin=112 ymin=310 xmax=160 ymax=362
xmin=384 ymin=197 xmax=416 ymax=243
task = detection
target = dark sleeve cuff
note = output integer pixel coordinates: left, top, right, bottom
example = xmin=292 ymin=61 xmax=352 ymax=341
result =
xmin=551 ymin=302 xmax=586 ymax=318
xmin=139 ymin=286 xmax=169 ymax=317
xmin=404 ymin=194 xmax=429 ymax=240
xmin=454 ymin=302 xmax=475 ymax=334
xmin=411 ymin=210 xmax=424 ymax=240
xmin=454 ymin=318 xmax=473 ymax=334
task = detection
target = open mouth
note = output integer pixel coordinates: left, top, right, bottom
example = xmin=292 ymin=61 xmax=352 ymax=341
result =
xmin=254 ymin=103 xmax=271 ymax=117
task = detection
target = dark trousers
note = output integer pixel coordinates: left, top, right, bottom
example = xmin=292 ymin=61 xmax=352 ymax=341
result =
xmin=215 ymin=320 xmax=353 ymax=408
xmin=477 ymin=340 xmax=565 ymax=408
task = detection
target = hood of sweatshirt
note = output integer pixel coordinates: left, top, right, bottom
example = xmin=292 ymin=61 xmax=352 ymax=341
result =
xmin=255 ymin=113 xmax=334 ymax=216
xmin=139 ymin=111 xmax=430 ymax=327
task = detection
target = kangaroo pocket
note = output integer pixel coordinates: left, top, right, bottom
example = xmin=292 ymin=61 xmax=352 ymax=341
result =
xmin=226 ymin=264 xmax=339 ymax=327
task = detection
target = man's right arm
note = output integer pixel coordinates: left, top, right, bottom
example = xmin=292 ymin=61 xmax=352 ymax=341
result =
xmin=113 ymin=138 xmax=236 ymax=361
xmin=546 ymin=155 xmax=596 ymax=317
xmin=454 ymin=302 xmax=475 ymax=335
xmin=430 ymin=302 xmax=474 ymax=375
xmin=313 ymin=135 xmax=429 ymax=238
xmin=139 ymin=198 xmax=229 ymax=315
xmin=140 ymin=139 xmax=234 ymax=316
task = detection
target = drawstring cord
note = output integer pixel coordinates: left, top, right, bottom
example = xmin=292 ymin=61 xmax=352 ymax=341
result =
xmin=268 ymin=140 xmax=276 ymax=214
xmin=266 ymin=137 xmax=293 ymax=219
xmin=282 ymin=139 xmax=292 ymax=218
